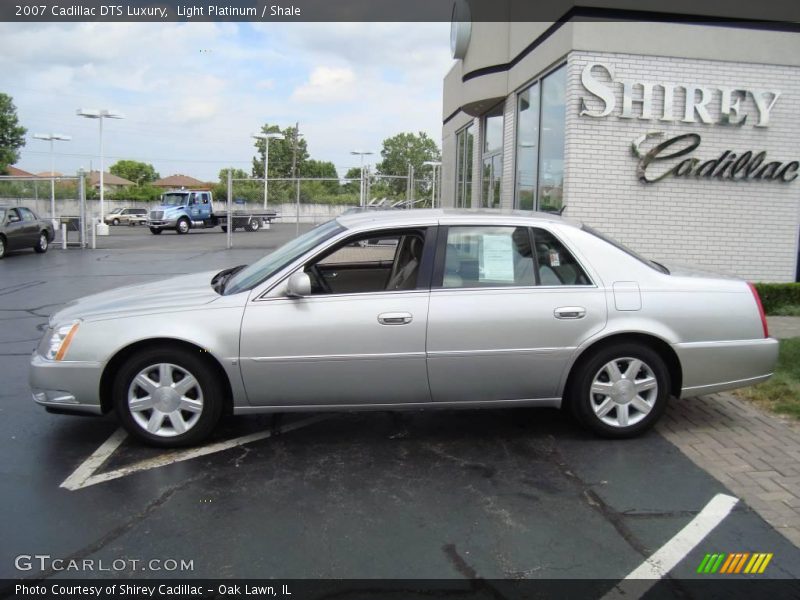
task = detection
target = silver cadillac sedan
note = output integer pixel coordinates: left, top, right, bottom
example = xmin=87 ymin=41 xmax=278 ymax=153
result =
xmin=30 ymin=210 xmax=778 ymax=447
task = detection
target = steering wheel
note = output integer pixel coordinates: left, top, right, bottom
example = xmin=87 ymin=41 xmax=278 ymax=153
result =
xmin=309 ymin=264 xmax=333 ymax=294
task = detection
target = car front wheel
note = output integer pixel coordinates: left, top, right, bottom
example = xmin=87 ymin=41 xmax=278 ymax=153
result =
xmin=150 ymin=227 xmax=162 ymax=235
xmin=113 ymin=347 xmax=223 ymax=447
xmin=112 ymin=218 xmax=120 ymax=226
xmin=568 ymin=343 xmax=670 ymax=439
xmin=33 ymin=232 xmax=49 ymax=254
xmin=0 ymin=235 xmax=5 ymax=259
xmin=176 ymin=218 xmax=190 ymax=234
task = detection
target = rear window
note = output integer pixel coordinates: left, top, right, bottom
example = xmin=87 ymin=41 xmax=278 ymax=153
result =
xmin=582 ymin=224 xmax=669 ymax=274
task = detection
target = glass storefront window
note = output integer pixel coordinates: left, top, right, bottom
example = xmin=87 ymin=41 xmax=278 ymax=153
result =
xmin=455 ymin=123 xmax=474 ymax=208
xmin=482 ymin=103 xmax=504 ymax=208
xmin=515 ymin=82 xmax=540 ymax=211
xmin=514 ymin=64 xmax=566 ymax=213
xmin=539 ymin=66 xmax=566 ymax=213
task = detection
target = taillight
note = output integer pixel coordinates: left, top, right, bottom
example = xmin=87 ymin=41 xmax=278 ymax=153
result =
xmin=747 ymin=282 xmax=769 ymax=338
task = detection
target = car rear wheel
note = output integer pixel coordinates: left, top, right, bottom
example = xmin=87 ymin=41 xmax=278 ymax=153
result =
xmin=176 ymin=218 xmax=190 ymax=234
xmin=568 ymin=343 xmax=669 ymax=438
xmin=220 ymin=225 xmax=228 ymax=233
xmin=33 ymin=232 xmax=49 ymax=254
xmin=150 ymin=227 xmax=162 ymax=235
xmin=246 ymin=219 xmax=259 ymax=232
xmin=0 ymin=235 xmax=5 ymax=259
xmin=113 ymin=347 xmax=223 ymax=447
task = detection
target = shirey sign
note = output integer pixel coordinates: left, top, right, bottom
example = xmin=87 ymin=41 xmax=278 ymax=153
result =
xmin=579 ymin=62 xmax=799 ymax=184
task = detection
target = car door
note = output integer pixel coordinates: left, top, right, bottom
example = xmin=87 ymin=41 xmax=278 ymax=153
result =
xmin=4 ymin=209 xmax=27 ymax=249
xmin=426 ymin=224 xmax=607 ymax=403
xmin=239 ymin=227 xmax=435 ymax=407
xmin=18 ymin=208 xmax=40 ymax=245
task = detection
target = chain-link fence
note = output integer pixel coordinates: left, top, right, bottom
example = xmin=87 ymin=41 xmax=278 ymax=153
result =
xmin=1 ymin=168 xmax=440 ymax=250
xmin=0 ymin=173 xmax=92 ymax=248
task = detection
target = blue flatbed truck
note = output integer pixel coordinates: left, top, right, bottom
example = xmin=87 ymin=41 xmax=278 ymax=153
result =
xmin=147 ymin=189 xmax=278 ymax=234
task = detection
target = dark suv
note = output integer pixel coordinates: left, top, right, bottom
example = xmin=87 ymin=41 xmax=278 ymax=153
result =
xmin=0 ymin=206 xmax=55 ymax=259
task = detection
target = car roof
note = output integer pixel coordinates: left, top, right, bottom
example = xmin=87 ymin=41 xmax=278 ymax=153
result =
xmin=335 ymin=208 xmax=582 ymax=231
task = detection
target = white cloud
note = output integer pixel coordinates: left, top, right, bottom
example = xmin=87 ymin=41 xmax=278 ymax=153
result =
xmin=291 ymin=66 xmax=357 ymax=103
xmin=1 ymin=22 xmax=451 ymax=180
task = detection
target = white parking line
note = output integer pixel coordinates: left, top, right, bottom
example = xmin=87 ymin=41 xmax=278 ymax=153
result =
xmin=60 ymin=415 xmax=328 ymax=491
xmin=602 ymin=493 xmax=739 ymax=600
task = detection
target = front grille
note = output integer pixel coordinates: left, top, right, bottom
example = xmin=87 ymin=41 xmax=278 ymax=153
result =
xmin=150 ymin=210 xmax=164 ymax=220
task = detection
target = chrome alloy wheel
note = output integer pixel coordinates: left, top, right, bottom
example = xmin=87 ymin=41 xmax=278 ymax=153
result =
xmin=127 ymin=363 xmax=204 ymax=437
xmin=589 ymin=357 xmax=658 ymax=428
xmin=39 ymin=233 xmax=48 ymax=251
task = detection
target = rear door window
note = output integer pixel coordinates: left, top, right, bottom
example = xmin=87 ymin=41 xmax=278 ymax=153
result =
xmin=441 ymin=226 xmax=536 ymax=288
xmin=532 ymin=228 xmax=592 ymax=286
xmin=18 ymin=207 xmax=36 ymax=221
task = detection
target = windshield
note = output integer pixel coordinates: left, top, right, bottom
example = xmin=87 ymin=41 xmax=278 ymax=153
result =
xmin=224 ymin=220 xmax=345 ymax=295
xmin=161 ymin=193 xmax=189 ymax=206
xmin=110 ymin=208 xmax=123 ymax=214
xmin=582 ymin=224 xmax=669 ymax=274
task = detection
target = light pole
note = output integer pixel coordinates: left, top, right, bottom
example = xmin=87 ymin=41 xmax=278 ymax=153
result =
xmin=252 ymin=132 xmax=283 ymax=210
xmin=33 ymin=133 xmax=71 ymax=225
xmin=423 ymin=160 xmax=442 ymax=208
xmin=350 ymin=150 xmax=374 ymax=207
xmin=77 ymin=108 xmax=123 ymax=235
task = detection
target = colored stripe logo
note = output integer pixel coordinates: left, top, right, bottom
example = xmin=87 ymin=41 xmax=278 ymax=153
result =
xmin=696 ymin=552 xmax=773 ymax=574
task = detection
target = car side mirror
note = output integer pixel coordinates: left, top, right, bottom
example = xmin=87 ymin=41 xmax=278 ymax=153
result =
xmin=286 ymin=272 xmax=311 ymax=298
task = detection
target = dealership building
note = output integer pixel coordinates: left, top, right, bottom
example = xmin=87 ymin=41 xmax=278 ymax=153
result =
xmin=441 ymin=14 xmax=800 ymax=282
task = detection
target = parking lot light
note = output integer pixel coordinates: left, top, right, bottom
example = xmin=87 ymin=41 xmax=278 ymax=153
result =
xmin=350 ymin=150 xmax=374 ymax=207
xmin=252 ymin=132 xmax=283 ymax=209
xmin=33 ymin=133 xmax=71 ymax=223
xmin=76 ymin=109 xmax=124 ymax=234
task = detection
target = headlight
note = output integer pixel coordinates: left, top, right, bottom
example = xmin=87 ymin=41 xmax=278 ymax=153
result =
xmin=43 ymin=321 xmax=81 ymax=361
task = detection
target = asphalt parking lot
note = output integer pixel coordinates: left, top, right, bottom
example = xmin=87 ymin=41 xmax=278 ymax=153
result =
xmin=1 ymin=223 xmax=799 ymax=594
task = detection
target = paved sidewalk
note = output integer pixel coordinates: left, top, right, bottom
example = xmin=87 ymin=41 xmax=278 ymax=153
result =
xmin=660 ymin=314 xmax=800 ymax=546
xmin=767 ymin=315 xmax=800 ymax=340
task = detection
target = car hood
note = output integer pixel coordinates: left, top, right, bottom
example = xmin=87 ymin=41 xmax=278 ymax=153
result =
xmin=154 ymin=204 xmax=185 ymax=211
xmin=50 ymin=270 xmax=220 ymax=324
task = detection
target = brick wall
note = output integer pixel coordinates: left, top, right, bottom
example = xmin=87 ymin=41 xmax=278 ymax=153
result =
xmin=564 ymin=51 xmax=800 ymax=282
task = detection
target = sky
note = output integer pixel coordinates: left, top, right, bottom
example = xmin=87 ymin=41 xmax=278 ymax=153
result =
xmin=0 ymin=22 xmax=453 ymax=181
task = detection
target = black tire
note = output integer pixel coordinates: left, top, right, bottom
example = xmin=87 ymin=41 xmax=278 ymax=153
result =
xmin=176 ymin=218 xmax=191 ymax=235
xmin=150 ymin=227 xmax=163 ymax=235
xmin=220 ymin=226 xmax=228 ymax=233
xmin=113 ymin=346 xmax=224 ymax=447
xmin=0 ymin=235 xmax=6 ymax=259
xmin=567 ymin=342 xmax=670 ymax=439
xmin=246 ymin=219 xmax=259 ymax=232
xmin=33 ymin=231 xmax=49 ymax=254
xmin=112 ymin=218 xmax=120 ymax=226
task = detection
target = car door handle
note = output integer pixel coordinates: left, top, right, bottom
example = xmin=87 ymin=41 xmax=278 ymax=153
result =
xmin=378 ymin=312 xmax=413 ymax=325
xmin=554 ymin=306 xmax=586 ymax=319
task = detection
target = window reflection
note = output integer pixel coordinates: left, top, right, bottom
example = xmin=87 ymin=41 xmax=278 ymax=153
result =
xmin=455 ymin=123 xmax=474 ymax=208
xmin=482 ymin=103 xmax=504 ymax=207
xmin=514 ymin=64 xmax=565 ymax=212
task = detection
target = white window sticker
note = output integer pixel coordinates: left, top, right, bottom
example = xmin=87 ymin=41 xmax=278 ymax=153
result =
xmin=481 ymin=234 xmax=515 ymax=281
xmin=549 ymin=250 xmax=561 ymax=267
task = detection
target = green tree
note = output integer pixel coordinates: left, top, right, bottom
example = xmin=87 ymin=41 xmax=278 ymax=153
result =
xmin=300 ymin=159 xmax=340 ymax=194
xmin=218 ymin=167 xmax=249 ymax=182
xmin=342 ymin=167 xmax=361 ymax=194
xmin=251 ymin=123 xmax=309 ymax=179
xmin=0 ymin=93 xmax=27 ymax=174
xmin=109 ymin=160 xmax=159 ymax=185
xmin=375 ymin=131 xmax=441 ymax=196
